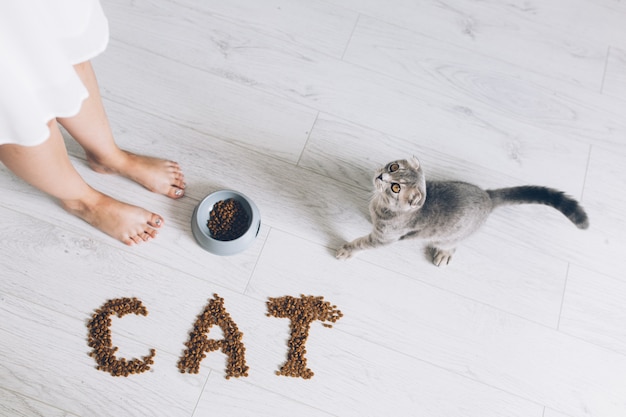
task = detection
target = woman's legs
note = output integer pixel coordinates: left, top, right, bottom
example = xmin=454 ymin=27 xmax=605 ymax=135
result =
xmin=57 ymin=61 xmax=185 ymax=199
xmin=0 ymin=120 xmax=163 ymax=245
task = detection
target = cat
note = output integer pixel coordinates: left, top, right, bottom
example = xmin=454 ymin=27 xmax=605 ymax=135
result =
xmin=335 ymin=156 xmax=589 ymax=266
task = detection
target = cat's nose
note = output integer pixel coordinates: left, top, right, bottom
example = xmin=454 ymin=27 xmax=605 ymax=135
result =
xmin=376 ymin=173 xmax=383 ymax=181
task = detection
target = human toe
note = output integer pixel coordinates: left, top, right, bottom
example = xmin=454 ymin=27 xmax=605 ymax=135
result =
xmin=129 ymin=234 xmax=144 ymax=245
xmin=139 ymin=231 xmax=153 ymax=242
xmin=149 ymin=214 xmax=164 ymax=228
xmin=122 ymin=233 xmax=140 ymax=246
xmin=168 ymin=184 xmax=185 ymax=199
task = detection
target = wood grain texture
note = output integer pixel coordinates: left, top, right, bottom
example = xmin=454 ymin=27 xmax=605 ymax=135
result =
xmin=0 ymin=388 xmax=77 ymax=417
xmin=111 ymin=0 xmax=360 ymax=58
xmin=560 ymin=265 xmax=626 ymax=355
xmin=196 ymin=322 xmax=543 ymax=417
xmin=603 ymin=46 xmax=626 ymax=100
xmin=300 ymin=113 xmax=589 ymax=207
xmin=1 ymin=0 xmax=625 ymax=416
xmin=94 ymin=39 xmax=317 ymax=165
xmin=544 ymin=409 xmax=574 ymax=417
xmin=0 ymin=294 xmax=207 ymax=417
xmin=246 ymin=230 xmax=626 ymax=417
xmin=343 ymin=15 xmax=626 ymax=149
xmin=437 ymin=0 xmax=626 ymax=47
xmin=329 ymin=0 xmax=617 ymax=90
xmin=100 ymin=0 xmax=626 ymax=151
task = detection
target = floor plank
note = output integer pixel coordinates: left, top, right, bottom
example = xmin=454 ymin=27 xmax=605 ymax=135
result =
xmin=300 ymin=113 xmax=589 ymax=207
xmin=104 ymin=0 xmax=359 ymax=59
xmin=93 ymin=40 xmax=316 ymax=165
xmin=98 ymin=0 xmax=626 ymax=150
xmin=330 ymin=0 xmax=612 ymax=90
xmin=0 ymin=388 xmax=78 ymax=417
xmin=441 ymin=0 xmax=626 ymax=47
xmin=544 ymin=409 xmax=574 ymax=417
xmin=603 ymin=46 xmax=626 ymax=100
xmin=0 ymin=159 xmax=268 ymax=295
xmin=246 ymin=229 xmax=626 ymax=417
xmin=196 ymin=323 xmax=544 ymax=417
xmin=343 ymin=15 xmax=626 ymax=149
xmin=194 ymin=374 xmax=339 ymax=417
xmin=560 ymin=265 xmax=626 ymax=355
xmin=0 ymin=294 xmax=208 ymax=417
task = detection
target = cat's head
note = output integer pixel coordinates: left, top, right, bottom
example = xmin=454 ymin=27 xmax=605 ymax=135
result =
xmin=373 ymin=156 xmax=426 ymax=211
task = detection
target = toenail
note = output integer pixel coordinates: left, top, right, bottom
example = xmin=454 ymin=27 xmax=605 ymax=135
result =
xmin=175 ymin=189 xmax=183 ymax=196
xmin=155 ymin=218 xmax=162 ymax=226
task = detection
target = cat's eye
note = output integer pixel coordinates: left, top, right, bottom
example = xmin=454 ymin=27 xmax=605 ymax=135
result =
xmin=389 ymin=163 xmax=400 ymax=172
xmin=390 ymin=183 xmax=401 ymax=193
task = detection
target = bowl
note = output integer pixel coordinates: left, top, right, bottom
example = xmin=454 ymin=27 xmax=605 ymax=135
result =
xmin=191 ymin=190 xmax=261 ymax=256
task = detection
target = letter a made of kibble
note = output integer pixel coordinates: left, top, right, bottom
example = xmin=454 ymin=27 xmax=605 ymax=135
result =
xmin=177 ymin=294 xmax=249 ymax=379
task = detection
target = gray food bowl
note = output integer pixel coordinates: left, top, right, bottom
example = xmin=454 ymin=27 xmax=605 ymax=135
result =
xmin=191 ymin=190 xmax=261 ymax=256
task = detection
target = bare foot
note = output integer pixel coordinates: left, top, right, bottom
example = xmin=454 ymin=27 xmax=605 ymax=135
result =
xmin=62 ymin=190 xmax=164 ymax=246
xmin=87 ymin=150 xmax=186 ymax=199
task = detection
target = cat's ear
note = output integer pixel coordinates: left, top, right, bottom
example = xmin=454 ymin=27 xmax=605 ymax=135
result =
xmin=408 ymin=155 xmax=421 ymax=169
xmin=409 ymin=190 xmax=425 ymax=209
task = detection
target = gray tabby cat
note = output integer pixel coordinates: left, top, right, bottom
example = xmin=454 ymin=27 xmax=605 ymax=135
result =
xmin=336 ymin=156 xmax=589 ymax=266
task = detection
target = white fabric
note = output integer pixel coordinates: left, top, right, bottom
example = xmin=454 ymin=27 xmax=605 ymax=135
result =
xmin=0 ymin=0 xmax=109 ymax=146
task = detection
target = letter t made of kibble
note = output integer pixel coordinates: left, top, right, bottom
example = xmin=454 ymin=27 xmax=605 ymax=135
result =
xmin=266 ymin=295 xmax=343 ymax=379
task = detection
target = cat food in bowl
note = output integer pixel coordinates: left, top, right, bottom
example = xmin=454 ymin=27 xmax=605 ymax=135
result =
xmin=191 ymin=190 xmax=261 ymax=255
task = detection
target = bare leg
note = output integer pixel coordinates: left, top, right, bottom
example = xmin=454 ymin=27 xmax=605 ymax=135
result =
xmin=0 ymin=120 xmax=163 ymax=245
xmin=57 ymin=61 xmax=185 ymax=199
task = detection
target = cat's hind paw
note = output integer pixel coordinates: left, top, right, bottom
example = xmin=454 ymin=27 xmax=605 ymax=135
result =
xmin=336 ymin=245 xmax=354 ymax=260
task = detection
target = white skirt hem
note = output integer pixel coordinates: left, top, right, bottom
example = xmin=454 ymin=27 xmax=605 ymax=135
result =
xmin=0 ymin=0 xmax=110 ymax=147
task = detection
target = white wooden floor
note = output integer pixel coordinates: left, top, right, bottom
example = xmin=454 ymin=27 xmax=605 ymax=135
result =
xmin=2 ymin=0 xmax=626 ymax=416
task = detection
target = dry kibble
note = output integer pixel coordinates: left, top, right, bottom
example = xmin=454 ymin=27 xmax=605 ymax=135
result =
xmin=177 ymin=294 xmax=249 ymax=379
xmin=267 ymin=295 xmax=343 ymax=379
xmin=87 ymin=298 xmax=156 ymax=377
xmin=207 ymin=199 xmax=249 ymax=241
xmin=88 ymin=294 xmax=341 ymax=380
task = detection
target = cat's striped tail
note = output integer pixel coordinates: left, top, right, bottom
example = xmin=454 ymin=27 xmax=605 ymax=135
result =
xmin=487 ymin=186 xmax=589 ymax=229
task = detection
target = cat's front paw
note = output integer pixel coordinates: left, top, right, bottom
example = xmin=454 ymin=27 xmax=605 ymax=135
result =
xmin=431 ymin=247 xmax=454 ymax=267
xmin=336 ymin=244 xmax=354 ymax=260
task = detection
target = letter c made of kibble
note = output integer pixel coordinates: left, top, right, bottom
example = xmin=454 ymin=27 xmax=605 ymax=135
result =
xmin=87 ymin=297 xmax=156 ymax=377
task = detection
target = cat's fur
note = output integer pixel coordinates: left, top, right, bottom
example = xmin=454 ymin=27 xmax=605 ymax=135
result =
xmin=336 ymin=156 xmax=589 ymax=266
